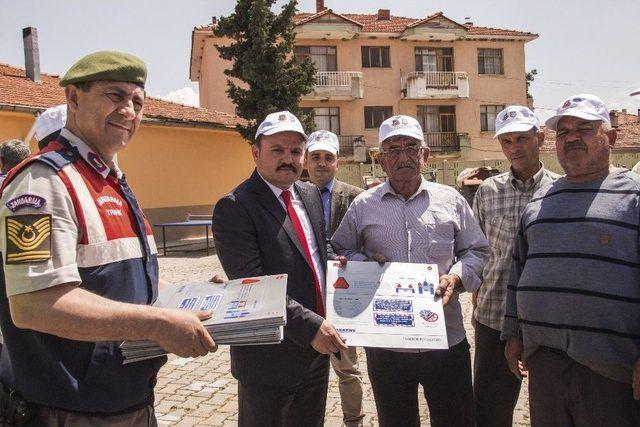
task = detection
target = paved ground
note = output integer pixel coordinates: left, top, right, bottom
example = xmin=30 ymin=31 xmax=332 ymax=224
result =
xmin=154 ymin=253 xmax=530 ymax=426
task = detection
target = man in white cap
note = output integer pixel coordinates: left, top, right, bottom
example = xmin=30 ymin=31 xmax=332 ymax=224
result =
xmin=471 ymin=106 xmax=559 ymax=427
xmin=213 ymin=111 xmax=347 ymax=426
xmin=304 ymin=130 xmax=365 ymax=426
xmin=34 ymin=104 xmax=67 ymax=150
xmin=332 ymin=115 xmax=489 ymax=426
xmin=502 ymin=94 xmax=640 ymax=425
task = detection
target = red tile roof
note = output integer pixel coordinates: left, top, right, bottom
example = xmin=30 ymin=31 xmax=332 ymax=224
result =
xmin=0 ymin=63 xmax=243 ymax=129
xmin=542 ymin=113 xmax=640 ymax=151
xmin=198 ymin=10 xmax=536 ymax=37
xmin=194 ymin=10 xmax=537 ymax=37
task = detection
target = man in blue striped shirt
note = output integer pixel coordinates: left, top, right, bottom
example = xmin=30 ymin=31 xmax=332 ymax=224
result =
xmin=502 ymin=94 xmax=640 ymax=425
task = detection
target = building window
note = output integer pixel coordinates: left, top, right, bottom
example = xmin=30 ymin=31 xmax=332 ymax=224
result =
xmin=294 ymin=46 xmax=337 ymax=71
xmin=478 ymin=48 xmax=503 ymax=74
xmin=302 ymin=107 xmax=340 ymax=133
xmin=480 ymin=105 xmax=505 ymax=131
xmin=417 ymin=106 xmax=456 ymax=133
xmin=364 ymin=106 xmax=392 ymax=128
xmin=361 ymin=46 xmax=390 ymax=68
xmin=415 ymin=48 xmax=454 ymax=72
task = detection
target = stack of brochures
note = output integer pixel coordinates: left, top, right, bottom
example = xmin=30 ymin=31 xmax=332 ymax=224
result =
xmin=120 ymin=274 xmax=288 ymax=364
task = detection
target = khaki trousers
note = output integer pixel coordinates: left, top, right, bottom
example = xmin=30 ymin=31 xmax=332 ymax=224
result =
xmin=330 ymin=346 xmax=365 ymax=426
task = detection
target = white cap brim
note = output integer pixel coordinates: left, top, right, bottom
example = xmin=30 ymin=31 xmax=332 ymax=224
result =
xmin=307 ymin=141 xmax=338 ymax=155
xmin=260 ymin=127 xmax=307 ymax=140
xmin=630 ymin=88 xmax=640 ymax=97
xmin=494 ymin=123 xmax=537 ymax=138
xmin=379 ymin=129 xmax=425 ymax=146
xmin=545 ymin=110 xmax=606 ymax=131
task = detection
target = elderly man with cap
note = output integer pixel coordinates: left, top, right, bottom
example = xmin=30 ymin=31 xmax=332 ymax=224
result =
xmin=471 ymin=106 xmax=559 ymax=427
xmin=332 ymin=115 xmax=489 ymax=426
xmin=304 ymin=129 xmax=365 ymax=427
xmin=502 ymin=94 xmax=640 ymax=425
xmin=0 ymin=51 xmax=218 ymax=425
xmin=213 ymin=111 xmax=347 ymax=426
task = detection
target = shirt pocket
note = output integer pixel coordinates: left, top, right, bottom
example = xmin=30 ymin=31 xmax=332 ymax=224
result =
xmin=424 ymin=222 xmax=455 ymax=261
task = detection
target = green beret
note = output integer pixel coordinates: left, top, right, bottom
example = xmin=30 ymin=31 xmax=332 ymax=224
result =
xmin=59 ymin=51 xmax=147 ymax=87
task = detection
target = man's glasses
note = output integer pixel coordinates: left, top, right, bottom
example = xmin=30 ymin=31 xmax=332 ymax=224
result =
xmin=379 ymin=145 xmax=423 ymax=158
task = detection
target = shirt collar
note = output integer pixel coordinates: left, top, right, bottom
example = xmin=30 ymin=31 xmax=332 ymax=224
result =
xmin=257 ymin=171 xmax=296 ymax=201
xmin=60 ymin=128 xmax=120 ymax=179
xmin=323 ymin=178 xmax=336 ymax=193
xmin=380 ymin=176 xmax=429 ymax=201
xmin=508 ymin=162 xmax=546 ymax=191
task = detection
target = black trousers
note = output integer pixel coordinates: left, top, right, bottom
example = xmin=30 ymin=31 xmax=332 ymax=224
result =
xmin=473 ymin=321 xmax=522 ymax=427
xmin=237 ymin=353 xmax=329 ymax=427
xmin=528 ymin=347 xmax=640 ymax=427
xmin=365 ymin=339 xmax=474 ymax=427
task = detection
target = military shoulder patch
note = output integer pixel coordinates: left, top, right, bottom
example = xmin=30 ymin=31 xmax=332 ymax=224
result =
xmin=5 ymin=214 xmax=52 ymax=264
xmin=5 ymin=194 xmax=46 ymax=212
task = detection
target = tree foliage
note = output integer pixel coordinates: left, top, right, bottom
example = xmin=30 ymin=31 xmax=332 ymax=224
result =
xmin=526 ymin=68 xmax=538 ymax=99
xmin=214 ymin=0 xmax=316 ymax=143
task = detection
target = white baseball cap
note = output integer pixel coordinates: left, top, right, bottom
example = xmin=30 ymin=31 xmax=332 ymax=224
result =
xmin=254 ymin=111 xmax=307 ymax=142
xmin=494 ymin=105 xmax=539 ymax=138
xmin=630 ymin=88 xmax=640 ymax=97
xmin=378 ymin=115 xmax=425 ymax=147
xmin=545 ymin=94 xmax=610 ymax=131
xmin=307 ymin=130 xmax=339 ymax=155
xmin=35 ymin=104 xmax=67 ymax=141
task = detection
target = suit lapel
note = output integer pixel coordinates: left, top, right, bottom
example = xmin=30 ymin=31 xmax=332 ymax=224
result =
xmin=296 ymin=182 xmax=327 ymax=270
xmin=330 ymin=180 xmax=343 ymax=236
xmin=248 ymin=171 xmax=308 ymax=265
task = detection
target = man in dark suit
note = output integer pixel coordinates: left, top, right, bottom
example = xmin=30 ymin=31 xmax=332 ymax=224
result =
xmin=305 ymin=130 xmax=365 ymax=426
xmin=213 ymin=111 xmax=347 ymax=427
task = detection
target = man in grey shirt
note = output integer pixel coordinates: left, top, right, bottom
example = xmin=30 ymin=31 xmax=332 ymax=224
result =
xmin=502 ymin=94 xmax=640 ymax=425
xmin=332 ymin=115 xmax=489 ymax=427
xmin=472 ymin=106 xmax=559 ymax=427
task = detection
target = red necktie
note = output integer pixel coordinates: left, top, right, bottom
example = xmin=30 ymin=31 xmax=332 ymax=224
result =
xmin=281 ymin=190 xmax=325 ymax=317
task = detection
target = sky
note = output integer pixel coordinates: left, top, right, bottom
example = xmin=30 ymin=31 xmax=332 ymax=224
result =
xmin=1 ymin=0 xmax=639 ymax=121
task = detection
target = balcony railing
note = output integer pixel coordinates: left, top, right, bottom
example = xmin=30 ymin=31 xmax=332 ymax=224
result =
xmin=337 ymin=134 xmax=364 ymax=156
xmin=315 ymin=71 xmax=361 ymax=87
xmin=401 ymin=71 xmax=469 ymax=99
xmin=424 ymin=132 xmax=460 ymax=152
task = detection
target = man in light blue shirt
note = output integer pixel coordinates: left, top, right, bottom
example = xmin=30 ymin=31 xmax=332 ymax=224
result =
xmin=332 ymin=115 xmax=488 ymax=427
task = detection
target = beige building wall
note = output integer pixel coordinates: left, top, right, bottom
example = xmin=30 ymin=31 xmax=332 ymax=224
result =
xmin=200 ymin=37 xmax=238 ymax=114
xmin=197 ymin=31 xmax=532 ymax=161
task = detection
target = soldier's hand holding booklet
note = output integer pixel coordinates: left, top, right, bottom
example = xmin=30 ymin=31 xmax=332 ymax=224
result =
xmin=121 ymin=274 xmax=288 ymax=364
xmin=326 ymin=261 xmax=448 ymax=349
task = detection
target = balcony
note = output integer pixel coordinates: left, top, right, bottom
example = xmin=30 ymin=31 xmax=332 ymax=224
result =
xmin=337 ymin=135 xmax=365 ymax=156
xmin=424 ymin=132 xmax=460 ymax=152
xmin=302 ymin=71 xmax=364 ymax=101
xmin=401 ymin=71 xmax=469 ymax=99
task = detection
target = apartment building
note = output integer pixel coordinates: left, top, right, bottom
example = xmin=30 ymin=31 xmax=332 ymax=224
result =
xmin=190 ymin=1 xmax=538 ymax=161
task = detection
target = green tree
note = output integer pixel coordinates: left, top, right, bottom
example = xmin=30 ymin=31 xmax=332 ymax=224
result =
xmin=214 ymin=0 xmax=316 ymax=143
xmin=526 ymin=68 xmax=538 ymax=99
